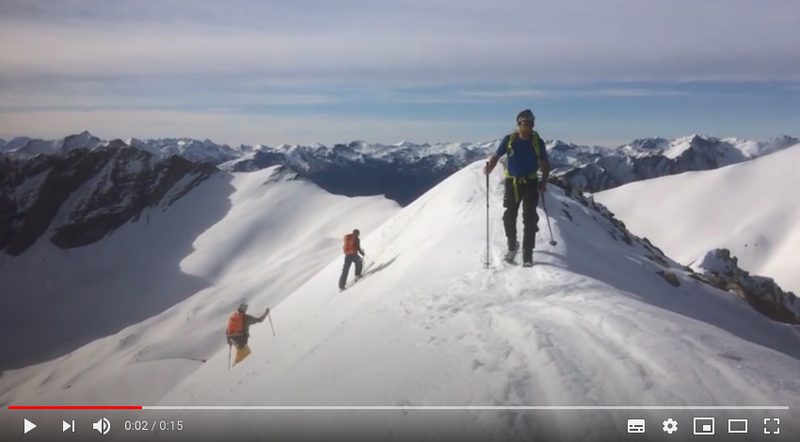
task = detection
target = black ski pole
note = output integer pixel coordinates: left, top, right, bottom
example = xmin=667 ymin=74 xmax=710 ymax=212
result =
xmin=541 ymin=190 xmax=558 ymax=246
xmin=485 ymin=164 xmax=490 ymax=268
xmin=268 ymin=311 xmax=276 ymax=336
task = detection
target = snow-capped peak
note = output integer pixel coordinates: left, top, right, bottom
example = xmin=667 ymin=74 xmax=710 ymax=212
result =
xmin=125 ymin=137 xmax=144 ymax=147
xmin=394 ymin=140 xmax=420 ymax=148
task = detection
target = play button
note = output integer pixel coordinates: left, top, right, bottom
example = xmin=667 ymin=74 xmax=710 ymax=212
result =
xmin=23 ymin=419 xmax=37 ymax=434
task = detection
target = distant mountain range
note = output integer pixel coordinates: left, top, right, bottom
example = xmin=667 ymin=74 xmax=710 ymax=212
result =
xmin=2 ymin=131 xmax=797 ymax=198
xmin=0 ymin=139 xmax=217 ymax=257
xmin=2 ymin=131 xmax=798 ymax=257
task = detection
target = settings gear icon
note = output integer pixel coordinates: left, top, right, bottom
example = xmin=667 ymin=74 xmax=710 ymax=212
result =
xmin=662 ymin=418 xmax=678 ymax=434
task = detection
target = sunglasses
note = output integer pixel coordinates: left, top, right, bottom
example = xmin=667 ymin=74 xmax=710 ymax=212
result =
xmin=517 ymin=119 xmax=534 ymax=126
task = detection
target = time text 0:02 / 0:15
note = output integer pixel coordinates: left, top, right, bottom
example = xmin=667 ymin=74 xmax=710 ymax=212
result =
xmin=124 ymin=420 xmax=185 ymax=431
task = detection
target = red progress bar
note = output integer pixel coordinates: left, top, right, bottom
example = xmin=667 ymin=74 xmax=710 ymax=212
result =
xmin=8 ymin=406 xmax=143 ymax=409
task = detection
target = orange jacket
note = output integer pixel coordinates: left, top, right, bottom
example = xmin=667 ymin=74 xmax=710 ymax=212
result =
xmin=343 ymin=233 xmax=363 ymax=255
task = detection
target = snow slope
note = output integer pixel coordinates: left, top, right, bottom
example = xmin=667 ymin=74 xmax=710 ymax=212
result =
xmin=594 ymin=143 xmax=800 ymax=296
xmin=123 ymin=161 xmax=800 ymax=441
xmin=0 ymin=167 xmax=399 ymax=406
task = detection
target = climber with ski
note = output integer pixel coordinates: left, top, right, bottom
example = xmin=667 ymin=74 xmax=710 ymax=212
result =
xmin=339 ymin=228 xmax=365 ymax=290
xmin=225 ymin=302 xmax=270 ymax=367
xmin=483 ymin=109 xmax=550 ymax=266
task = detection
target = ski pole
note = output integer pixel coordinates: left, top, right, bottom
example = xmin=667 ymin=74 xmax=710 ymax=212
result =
xmin=485 ymin=163 xmax=490 ymax=268
xmin=540 ymin=191 xmax=558 ymax=246
xmin=268 ymin=312 xmax=276 ymax=336
xmin=227 ymin=344 xmax=232 ymax=370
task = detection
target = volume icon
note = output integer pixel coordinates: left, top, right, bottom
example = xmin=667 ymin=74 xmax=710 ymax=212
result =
xmin=92 ymin=417 xmax=111 ymax=435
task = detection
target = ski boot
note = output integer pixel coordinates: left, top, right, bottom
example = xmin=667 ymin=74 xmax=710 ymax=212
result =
xmin=504 ymin=239 xmax=520 ymax=263
xmin=522 ymin=249 xmax=534 ymax=267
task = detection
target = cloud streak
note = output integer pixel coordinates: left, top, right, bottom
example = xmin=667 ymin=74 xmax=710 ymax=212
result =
xmin=2 ymin=0 xmax=799 ymax=87
xmin=0 ymin=109 xmax=508 ymax=146
xmin=461 ymin=89 xmax=698 ymax=98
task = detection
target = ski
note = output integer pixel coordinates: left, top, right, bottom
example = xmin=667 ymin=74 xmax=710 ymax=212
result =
xmin=342 ymin=277 xmax=363 ymax=291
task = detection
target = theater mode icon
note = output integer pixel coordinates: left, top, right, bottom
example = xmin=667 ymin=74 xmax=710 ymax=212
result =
xmin=627 ymin=418 xmax=646 ymax=434
xmin=728 ymin=418 xmax=748 ymax=434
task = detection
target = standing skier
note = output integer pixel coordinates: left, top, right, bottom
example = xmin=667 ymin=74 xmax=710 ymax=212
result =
xmin=339 ymin=229 xmax=365 ymax=290
xmin=483 ymin=109 xmax=550 ymax=266
xmin=225 ymin=302 xmax=270 ymax=367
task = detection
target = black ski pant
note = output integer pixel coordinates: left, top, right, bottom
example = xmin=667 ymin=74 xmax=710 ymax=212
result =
xmin=339 ymin=254 xmax=363 ymax=289
xmin=227 ymin=334 xmax=249 ymax=350
xmin=503 ymin=177 xmax=539 ymax=257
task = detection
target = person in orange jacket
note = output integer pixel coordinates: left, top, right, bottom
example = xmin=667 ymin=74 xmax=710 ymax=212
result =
xmin=225 ymin=302 xmax=269 ymax=366
xmin=339 ymin=229 xmax=365 ymax=290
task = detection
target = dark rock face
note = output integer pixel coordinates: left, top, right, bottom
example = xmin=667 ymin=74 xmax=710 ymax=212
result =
xmin=1 ymin=141 xmax=218 ymax=256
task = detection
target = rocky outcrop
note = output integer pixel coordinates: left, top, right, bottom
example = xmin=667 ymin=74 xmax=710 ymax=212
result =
xmin=0 ymin=140 xmax=218 ymax=256
xmin=547 ymin=176 xmax=799 ymax=325
xmin=689 ymin=249 xmax=799 ymax=325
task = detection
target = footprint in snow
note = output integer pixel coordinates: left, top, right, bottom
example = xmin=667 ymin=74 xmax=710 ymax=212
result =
xmin=718 ymin=352 xmax=744 ymax=362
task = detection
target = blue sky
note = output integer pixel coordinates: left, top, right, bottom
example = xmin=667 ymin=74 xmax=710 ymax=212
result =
xmin=1 ymin=0 xmax=798 ymax=147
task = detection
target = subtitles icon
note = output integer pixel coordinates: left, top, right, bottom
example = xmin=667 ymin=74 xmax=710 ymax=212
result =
xmin=694 ymin=417 xmax=715 ymax=435
xmin=627 ymin=419 xmax=646 ymax=434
